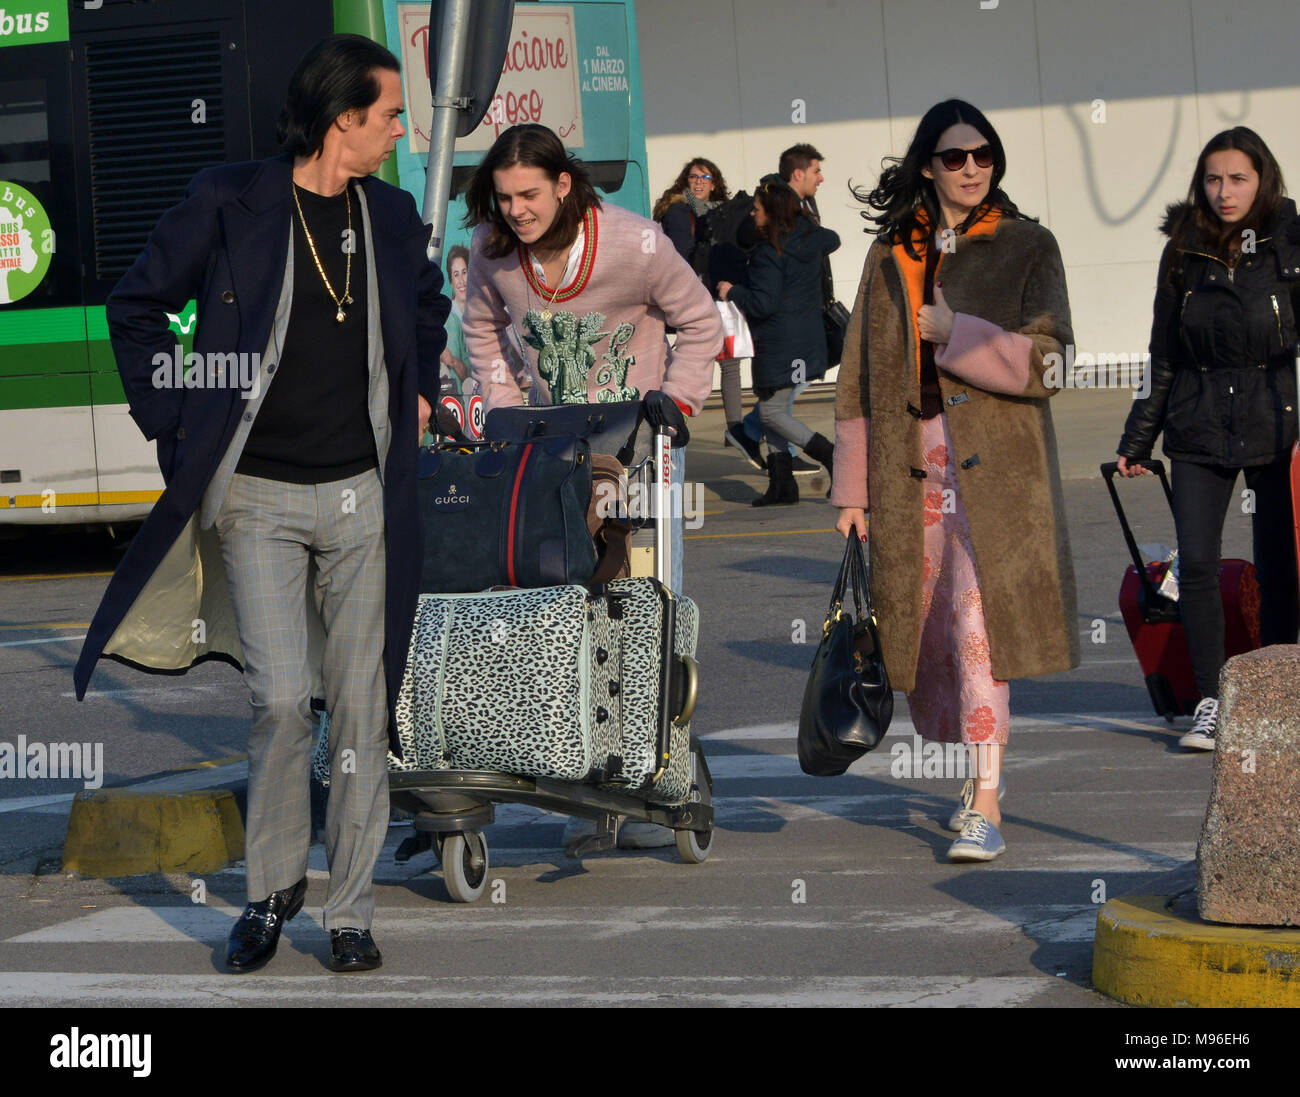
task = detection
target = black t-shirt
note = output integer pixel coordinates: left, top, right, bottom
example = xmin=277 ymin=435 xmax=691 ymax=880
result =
xmin=237 ymin=182 xmax=378 ymax=484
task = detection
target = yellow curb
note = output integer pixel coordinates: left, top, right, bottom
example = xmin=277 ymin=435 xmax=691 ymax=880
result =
xmin=63 ymin=790 xmax=244 ymax=877
xmin=1093 ymin=895 xmax=1300 ymax=1007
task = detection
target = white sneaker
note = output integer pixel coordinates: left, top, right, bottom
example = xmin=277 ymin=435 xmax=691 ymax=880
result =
xmin=946 ymin=812 xmax=1006 ymax=862
xmin=1179 ymin=697 xmax=1219 ymax=751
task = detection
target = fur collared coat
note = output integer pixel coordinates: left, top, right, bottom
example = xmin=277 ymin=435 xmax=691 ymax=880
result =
xmin=831 ymin=214 xmax=1080 ymax=692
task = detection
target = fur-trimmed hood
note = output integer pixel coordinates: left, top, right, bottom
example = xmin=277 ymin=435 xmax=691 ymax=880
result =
xmin=1159 ymin=196 xmax=1300 ymax=242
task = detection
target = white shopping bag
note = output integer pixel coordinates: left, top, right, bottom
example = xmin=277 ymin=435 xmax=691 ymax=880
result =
xmin=715 ymin=299 xmax=754 ymax=360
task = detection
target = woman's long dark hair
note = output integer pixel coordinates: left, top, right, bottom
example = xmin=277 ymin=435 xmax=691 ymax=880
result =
xmin=851 ymin=98 xmax=1026 ymax=257
xmin=753 ymin=179 xmax=805 ymax=253
xmin=651 ymin=158 xmax=730 ymax=220
xmin=1164 ymin=127 xmax=1286 ymax=260
xmin=463 ymin=124 xmax=601 ymax=259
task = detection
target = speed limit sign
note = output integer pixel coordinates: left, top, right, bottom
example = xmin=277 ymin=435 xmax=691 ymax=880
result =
xmin=468 ymin=394 xmax=485 ymax=439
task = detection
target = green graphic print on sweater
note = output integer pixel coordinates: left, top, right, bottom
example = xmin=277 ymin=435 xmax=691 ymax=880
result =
xmin=522 ymin=308 xmax=640 ymax=404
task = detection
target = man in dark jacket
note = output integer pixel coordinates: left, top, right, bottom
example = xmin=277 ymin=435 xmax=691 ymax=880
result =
xmin=73 ymin=35 xmax=449 ymax=973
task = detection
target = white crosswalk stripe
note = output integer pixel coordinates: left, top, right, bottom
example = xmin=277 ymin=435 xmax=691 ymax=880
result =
xmin=0 ymin=971 xmax=1050 ymax=1007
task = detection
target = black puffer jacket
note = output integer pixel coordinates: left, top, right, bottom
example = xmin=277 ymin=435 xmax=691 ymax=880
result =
xmin=1119 ymin=198 xmax=1300 ymax=467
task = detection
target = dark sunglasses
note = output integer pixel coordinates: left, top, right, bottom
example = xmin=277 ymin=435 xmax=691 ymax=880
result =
xmin=933 ymin=144 xmax=994 ymax=171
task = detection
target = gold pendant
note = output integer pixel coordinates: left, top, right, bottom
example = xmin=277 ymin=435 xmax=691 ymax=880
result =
xmin=336 ymin=308 xmax=345 ymax=322
xmin=540 ymin=309 xmax=552 ymax=322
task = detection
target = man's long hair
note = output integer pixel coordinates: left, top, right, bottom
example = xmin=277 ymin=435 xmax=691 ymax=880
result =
xmin=851 ymin=98 xmax=1026 ymax=257
xmin=277 ymin=34 xmax=401 ymax=160
xmin=463 ymin=124 xmax=602 ymax=259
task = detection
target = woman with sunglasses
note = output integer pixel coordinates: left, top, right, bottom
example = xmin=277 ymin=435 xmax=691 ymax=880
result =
xmin=716 ymin=175 xmax=840 ymax=504
xmin=832 ymin=99 xmax=1078 ymax=861
xmin=1115 ymin=127 xmax=1300 ymax=750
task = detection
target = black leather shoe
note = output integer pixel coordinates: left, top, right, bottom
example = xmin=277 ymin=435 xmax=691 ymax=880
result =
xmin=329 ymin=928 xmax=383 ymax=972
xmin=226 ymin=876 xmax=308 ymax=972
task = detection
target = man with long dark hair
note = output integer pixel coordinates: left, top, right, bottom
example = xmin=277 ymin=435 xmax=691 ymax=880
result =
xmin=75 ymin=34 xmax=450 ymax=972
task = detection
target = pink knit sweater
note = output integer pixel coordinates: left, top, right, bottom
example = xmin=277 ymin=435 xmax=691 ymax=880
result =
xmin=463 ymin=203 xmax=722 ymax=412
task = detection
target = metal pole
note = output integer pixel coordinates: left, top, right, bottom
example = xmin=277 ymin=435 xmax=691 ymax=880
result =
xmin=422 ymin=0 xmax=473 ymax=263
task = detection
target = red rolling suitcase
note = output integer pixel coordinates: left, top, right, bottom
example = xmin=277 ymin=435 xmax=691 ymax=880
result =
xmin=1101 ymin=459 xmax=1261 ymax=720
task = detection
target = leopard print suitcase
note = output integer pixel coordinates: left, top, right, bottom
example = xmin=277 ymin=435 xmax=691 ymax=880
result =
xmin=313 ymin=585 xmax=622 ymax=784
xmin=604 ymin=577 xmax=698 ymax=805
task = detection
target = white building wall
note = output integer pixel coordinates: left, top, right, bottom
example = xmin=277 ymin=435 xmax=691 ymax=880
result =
xmin=636 ymin=0 xmax=1300 ymax=372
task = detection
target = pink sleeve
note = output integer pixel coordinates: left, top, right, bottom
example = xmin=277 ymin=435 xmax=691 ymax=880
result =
xmin=933 ymin=312 xmax=1035 ymax=396
xmin=464 ymin=233 xmax=526 ymax=411
xmin=830 ymin=416 xmax=869 ymax=509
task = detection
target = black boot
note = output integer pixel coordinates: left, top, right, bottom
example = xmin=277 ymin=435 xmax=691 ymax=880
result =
xmin=752 ymin=451 xmax=799 ymax=507
xmin=803 ymin=432 xmax=834 ymax=477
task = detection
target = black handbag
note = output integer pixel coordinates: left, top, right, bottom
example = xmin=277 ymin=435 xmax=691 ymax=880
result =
xmin=797 ymin=536 xmax=893 ymax=776
xmin=823 ymin=297 xmax=850 ymax=369
xmin=485 ymin=401 xmax=644 ymax=462
xmin=417 ymin=437 xmax=596 ymax=593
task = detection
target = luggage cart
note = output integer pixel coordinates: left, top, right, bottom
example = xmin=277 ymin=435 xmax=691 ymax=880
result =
xmin=389 ymin=424 xmax=713 ymax=902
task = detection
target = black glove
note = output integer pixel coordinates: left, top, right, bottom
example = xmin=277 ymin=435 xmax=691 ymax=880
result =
xmin=642 ymin=389 xmax=690 ymax=447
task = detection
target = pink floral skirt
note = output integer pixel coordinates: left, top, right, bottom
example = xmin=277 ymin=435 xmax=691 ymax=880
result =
xmin=905 ymin=415 xmax=1010 ymax=745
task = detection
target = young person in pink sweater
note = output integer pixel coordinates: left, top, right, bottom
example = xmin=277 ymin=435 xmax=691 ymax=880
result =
xmin=461 ymin=123 xmax=723 ymax=594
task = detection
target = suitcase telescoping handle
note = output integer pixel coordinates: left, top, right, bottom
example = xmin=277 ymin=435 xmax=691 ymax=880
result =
xmin=1099 ymin=458 xmax=1174 ymax=599
xmin=649 ymin=425 xmax=684 ymax=785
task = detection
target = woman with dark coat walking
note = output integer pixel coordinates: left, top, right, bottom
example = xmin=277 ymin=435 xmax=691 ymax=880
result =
xmin=718 ymin=175 xmax=839 ymax=504
xmin=1116 ymin=126 xmax=1300 ymax=750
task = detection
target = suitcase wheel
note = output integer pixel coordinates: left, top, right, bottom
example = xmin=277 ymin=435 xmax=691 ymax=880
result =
xmin=675 ymin=742 xmax=713 ymax=865
xmin=441 ymin=831 xmax=490 ymax=903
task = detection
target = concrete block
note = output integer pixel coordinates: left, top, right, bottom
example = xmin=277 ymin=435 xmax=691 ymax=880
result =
xmin=62 ymin=789 xmax=244 ymax=878
xmin=1197 ymin=645 xmax=1300 ymax=926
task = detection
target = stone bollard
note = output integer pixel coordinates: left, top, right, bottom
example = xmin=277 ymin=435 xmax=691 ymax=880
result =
xmin=1197 ymin=645 xmax=1300 ymax=926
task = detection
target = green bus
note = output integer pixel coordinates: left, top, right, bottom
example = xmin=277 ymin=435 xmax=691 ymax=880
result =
xmin=0 ymin=0 xmax=648 ymax=527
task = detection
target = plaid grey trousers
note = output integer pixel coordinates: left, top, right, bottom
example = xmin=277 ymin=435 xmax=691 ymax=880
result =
xmin=214 ymin=469 xmax=388 ymax=930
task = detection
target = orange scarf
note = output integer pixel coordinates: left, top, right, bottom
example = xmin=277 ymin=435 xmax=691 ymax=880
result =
xmin=892 ymin=206 xmax=1002 ymax=380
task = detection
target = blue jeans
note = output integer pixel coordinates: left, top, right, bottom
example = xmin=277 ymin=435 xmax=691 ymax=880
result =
xmin=743 ymin=381 xmax=809 ymax=456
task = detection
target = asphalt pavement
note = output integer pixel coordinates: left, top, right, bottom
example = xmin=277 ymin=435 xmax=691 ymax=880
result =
xmin=0 ymin=384 xmax=1253 ymax=1006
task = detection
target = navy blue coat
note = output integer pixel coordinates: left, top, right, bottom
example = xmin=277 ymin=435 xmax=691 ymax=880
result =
xmin=728 ymin=217 xmax=840 ymax=390
xmin=73 ymin=155 xmax=449 ymax=754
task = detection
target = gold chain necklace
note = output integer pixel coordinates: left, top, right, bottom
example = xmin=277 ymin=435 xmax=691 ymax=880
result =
xmin=292 ymin=182 xmax=353 ymax=322
xmin=531 ymin=246 xmax=566 ymax=322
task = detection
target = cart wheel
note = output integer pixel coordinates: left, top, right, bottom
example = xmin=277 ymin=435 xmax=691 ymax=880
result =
xmin=675 ymin=825 xmax=712 ymax=864
xmin=442 ymin=831 xmax=489 ymax=902
xmin=675 ymin=743 xmax=714 ymax=864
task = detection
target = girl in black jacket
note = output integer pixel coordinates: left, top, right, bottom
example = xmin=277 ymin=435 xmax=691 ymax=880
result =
xmin=718 ymin=176 xmax=840 ymax=504
xmin=1116 ymin=127 xmax=1300 ymax=749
